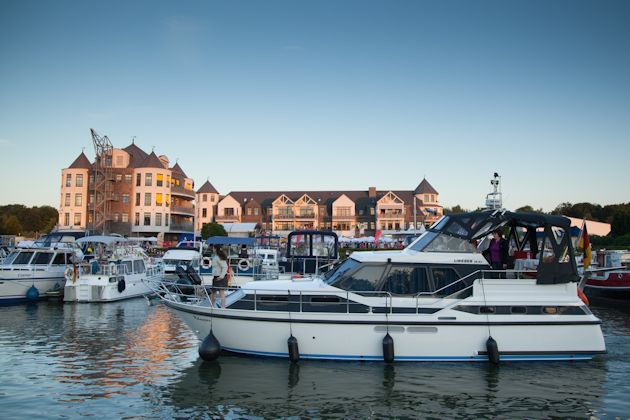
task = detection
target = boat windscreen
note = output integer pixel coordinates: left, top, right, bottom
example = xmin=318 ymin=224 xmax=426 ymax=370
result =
xmin=407 ymin=231 xmax=479 ymax=253
xmin=323 ymin=258 xmax=360 ymax=284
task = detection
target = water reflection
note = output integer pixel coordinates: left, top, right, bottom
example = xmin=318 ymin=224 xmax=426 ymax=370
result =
xmin=165 ymin=355 xmax=608 ymax=418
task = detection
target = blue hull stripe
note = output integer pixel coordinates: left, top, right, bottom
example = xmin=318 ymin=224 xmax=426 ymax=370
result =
xmin=221 ymin=346 xmax=595 ymax=361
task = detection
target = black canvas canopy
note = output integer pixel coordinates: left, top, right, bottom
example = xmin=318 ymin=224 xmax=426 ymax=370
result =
xmin=430 ymin=210 xmax=579 ymax=285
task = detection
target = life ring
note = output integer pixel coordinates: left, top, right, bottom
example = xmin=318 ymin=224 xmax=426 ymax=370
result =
xmin=577 ymin=288 xmax=589 ymax=306
xmin=117 ymin=278 xmax=126 ymax=293
xmin=619 ymin=273 xmax=624 ymax=280
xmin=201 ymin=257 xmax=212 ymax=270
xmin=109 ymin=263 xmax=117 ymax=275
xmin=238 ymin=258 xmax=251 ymax=271
xmin=64 ymin=267 xmax=74 ymax=282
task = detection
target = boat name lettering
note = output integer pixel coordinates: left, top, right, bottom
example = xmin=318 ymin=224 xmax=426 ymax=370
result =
xmin=454 ymin=259 xmax=474 ymax=263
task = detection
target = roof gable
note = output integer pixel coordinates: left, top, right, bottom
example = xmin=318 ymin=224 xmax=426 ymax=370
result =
xmin=123 ymin=142 xmax=148 ymax=168
xmin=171 ymin=163 xmax=188 ymax=178
xmin=197 ymin=180 xmax=219 ymax=194
xmin=68 ymin=152 xmax=92 ymax=169
xmin=414 ymin=178 xmax=438 ymax=195
xmin=139 ymin=152 xmax=167 ymax=169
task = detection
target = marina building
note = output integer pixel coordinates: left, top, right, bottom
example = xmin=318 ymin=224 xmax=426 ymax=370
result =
xmin=195 ymin=179 xmax=443 ymax=237
xmin=58 ymin=141 xmax=195 ymax=243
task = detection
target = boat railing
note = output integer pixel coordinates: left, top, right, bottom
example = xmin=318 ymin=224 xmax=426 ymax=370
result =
xmin=148 ymin=268 xmax=540 ymax=314
xmin=77 ymin=261 xmax=163 ymax=277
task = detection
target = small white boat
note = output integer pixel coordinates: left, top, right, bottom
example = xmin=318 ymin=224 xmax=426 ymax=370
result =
xmin=64 ymin=236 xmax=162 ymax=303
xmin=0 ymin=234 xmax=83 ymax=304
xmin=148 ymin=210 xmax=606 ymax=363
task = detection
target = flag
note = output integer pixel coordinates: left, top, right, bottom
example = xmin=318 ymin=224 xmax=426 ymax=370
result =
xmin=374 ymin=229 xmax=382 ymax=249
xmin=578 ymin=221 xmax=592 ymax=269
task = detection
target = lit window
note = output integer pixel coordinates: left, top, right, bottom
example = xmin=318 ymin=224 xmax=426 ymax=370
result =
xmin=166 ymin=194 xmax=170 ymax=206
xmin=157 ymin=173 xmax=163 ymax=187
xmin=156 ymin=193 xmax=163 ymax=206
xmin=122 ymin=213 xmax=129 ymax=223
xmin=166 ymin=175 xmax=171 ymax=187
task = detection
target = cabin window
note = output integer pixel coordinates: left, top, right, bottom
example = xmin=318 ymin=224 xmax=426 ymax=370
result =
xmin=31 ymin=252 xmax=53 ymax=265
xmin=13 ymin=252 xmax=35 ymax=265
xmin=52 ymin=253 xmax=66 ymax=265
xmin=335 ymin=265 xmax=385 ymax=292
xmin=133 ymin=260 xmax=145 ymax=274
xmin=431 ymin=267 xmax=462 ymax=296
xmin=122 ymin=261 xmax=133 ymax=275
xmin=382 ymin=266 xmax=431 ymax=295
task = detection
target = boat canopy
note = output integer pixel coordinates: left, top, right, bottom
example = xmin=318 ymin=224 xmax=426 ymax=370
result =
xmin=76 ymin=235 xmax=128 ymax=246
xmin=421 ymin=210 xmax=578 ymax=285
xmin=205 ymin=237 xmax=256 ymax=246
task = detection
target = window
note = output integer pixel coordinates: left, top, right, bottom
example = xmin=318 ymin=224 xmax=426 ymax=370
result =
xmin=225 ymin=208 xmax=235 ymax=216
xmin=247 ymin=208 xmax=252 ymax=216
xmin=13 ymin=252 xmax=35 ymax=265
xmin=135 ymin=193 xmax=140 ymax=206
xmin=144 ymin=213 xmax=151 ymax=225
xmin=122 ymin=213 xmax=129 ymax=223
xmin=75 ymin=194 xmax=82 ymax=206
xmin=431 ymin=268 xmax=461 ymax=296
xmin=156 ymin=193 xmax=163 ymax=206
xmin=211 ymin=195 xmax=215 ymax=203
xmin=144 ymin=193 xmax=151 ymax=206
xmin=335 ymin=265 xmax=386 ymax=292
xmin=115 ymin=174 xmax=122 ymax=182
xmin=134 ymin=213 xmax=140 ymax=226
xmin=202 ymin=208 xmax=207 ymax=218
xmin=203 ymin=194 xmax=207 ymax=202
xmin=122 ymin=194 xmax=129 ymax=204
xmin=166 ymin=194 xmax=170 ymax=206
xmin=133 ymin=259 xmax=145 ymax=274
xmin=165 ymin=214 xmax=169 ymax=226
xmin=370 ymin=207 xmax=375 ymax=216
xmin=89 ymin=194 xmax=94 ymax=204
xmin=155 ymin=213 xmax=162 ymax=226
xmin=65 ymin=174 xmax=72 ymax=187
xmin=76 ymin=174 xmax=83 ymax=187
xmin=157 ymin=173 xmax=163 ymax=187
xmin=145 ymin=173 xmax=152 ymax=186
xmin=64 ymin=194 xmax=71 ymax=207
xmin=52 ymin=253 xmax=66 ymax=265
xmin=166 ymin=175 xmax=171 ymax=187
xmin=74 ymin=213 xmax=81 ymax=226
xmin=113 ymin=213 xmax=120 ymax=222
xmin=136 ymin=173 xmax=141 ymax=186
xmin=382 ymin=266 xmax=431 ymax=295
xmin=32 ymin=252 xmax=53 ymax=265
xmin=254 ymin=208 xmax=259 ymax=216
xmin=124 ymin=174 xmax=132 ymax=183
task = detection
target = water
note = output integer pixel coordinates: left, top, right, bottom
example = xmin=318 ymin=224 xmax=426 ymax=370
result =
xmin=0 ymin=298 xmax=629 ymax=419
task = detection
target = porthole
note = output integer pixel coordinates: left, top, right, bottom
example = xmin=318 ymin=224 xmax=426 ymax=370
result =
xmin=543 ymin=306 xmax=558 ymax=315
xmin=480 ymin=306 xmax=495 ymax=314
xmin=511 ymin=306 xmax=527 ymax=314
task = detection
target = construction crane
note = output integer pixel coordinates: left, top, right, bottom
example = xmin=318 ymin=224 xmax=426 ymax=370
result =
xmin=90 ymin=128 xmax=114 ymax=234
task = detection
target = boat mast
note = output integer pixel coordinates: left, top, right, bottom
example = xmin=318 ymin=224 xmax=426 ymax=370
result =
xmin=485 ymin=172 xmax=502 ymax=210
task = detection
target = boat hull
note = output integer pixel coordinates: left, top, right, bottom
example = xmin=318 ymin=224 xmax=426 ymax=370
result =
xmin=64 ymin=274 xmax=157 ymax=302
xmin=585 ymin=271 xmax=630 ymax=298
xmin=0 ymin=274 xmax=65 ymax=305
xmin=165 ymin=301 xmax=606 ymax=362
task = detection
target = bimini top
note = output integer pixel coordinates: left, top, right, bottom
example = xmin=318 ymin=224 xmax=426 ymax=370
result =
xmin=408 ymin=209 xmax=579 ymax=285
xmin=205 ymin=237 xmax=256 ymax=246
xmin=76 ymin=235 xmax=128 ymax=246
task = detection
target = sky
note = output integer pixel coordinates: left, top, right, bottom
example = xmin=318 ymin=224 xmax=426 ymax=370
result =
xmin=1 ymin=0 xmax=629 ymax=212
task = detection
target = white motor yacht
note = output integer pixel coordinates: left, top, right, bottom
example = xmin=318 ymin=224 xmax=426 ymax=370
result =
xmin=64 ymin=236 xmax=161 ymax=303
xmin=149 ymin=210 xmax=606 ymax=363
xmin=0 ymin=234 xmax=83 ymax=304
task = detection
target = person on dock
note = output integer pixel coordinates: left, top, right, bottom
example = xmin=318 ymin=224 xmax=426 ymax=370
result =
xmin=211 ymin=246 xmax=229 ymax=308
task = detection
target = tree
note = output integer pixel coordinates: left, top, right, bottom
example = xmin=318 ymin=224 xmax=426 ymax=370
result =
xmin=515 ymin=205 xmax=545 ymax=214
xmin=3 ymin=215 xmax=22 ymax=235
xmin=611 ymin=208 xmax=630 ymax=237
xmin=443 ymin=205 xmax=467 ymax=215
xmin=201 ymin=222 xmax=227 ymax=240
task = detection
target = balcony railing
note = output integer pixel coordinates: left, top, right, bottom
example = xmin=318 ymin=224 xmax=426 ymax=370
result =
xmin=274 ymin=213 xmax=295 ymax=220
xmin=216 ymin=214 xmax=240 ymax=221
xmin=171 ymin=185 xmax=195 ymax=198
xmin=171 ymin=205 xmax=194 ymax=216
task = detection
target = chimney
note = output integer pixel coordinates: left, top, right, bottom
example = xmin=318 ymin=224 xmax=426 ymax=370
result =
xmin=368 ymin=187 xmax=376 ymax=198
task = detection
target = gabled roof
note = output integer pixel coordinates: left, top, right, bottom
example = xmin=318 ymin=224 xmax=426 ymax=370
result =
xmin=197 ymin=180 xmax=219 ymax=194
xmin=171 ymin=163 xmax=188 ymax=178
xmin=123 ymin=142 xmax=149 ymax=168
xmin=139 ymin=151 xmax=166 ymax=169
xmin=68 ymin=152 xmax=92 ymax=169
xmin=414 ymin=178 xmax=438 ymax=195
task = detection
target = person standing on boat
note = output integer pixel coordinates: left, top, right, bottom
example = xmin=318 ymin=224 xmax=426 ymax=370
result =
xmin=211 ymin=246 xmax=229 ymax=308
xmin=483 ymin=230 xmax=509 ymax=270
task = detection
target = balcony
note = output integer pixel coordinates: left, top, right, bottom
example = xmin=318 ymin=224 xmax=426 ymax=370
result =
xmin=171 ymin=185 xmax=195 ymax=199
xmin=169 ymin=222 xmax=194 ymax=232
xmin=171 ymin=205 xmax=194 ymax=216
xmin=295 ymin=213 xmax=316 ymax=219
xmin=216 ymin=214 xmax=240 ymax=222
xmin=274 ymin=213 xmax=295 ymax=220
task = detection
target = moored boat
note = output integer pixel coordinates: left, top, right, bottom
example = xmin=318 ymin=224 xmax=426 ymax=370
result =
xmin=64 ymin=236 xmax=161 ymax=303
xmin=584 ymin=250 xmax=630 ymax=297
xmin=148 ymin=210 xmax=606 ymax=362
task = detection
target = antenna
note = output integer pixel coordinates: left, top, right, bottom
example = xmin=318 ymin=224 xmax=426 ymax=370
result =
xmin=485 ymin=172 xmax=502 ymax=210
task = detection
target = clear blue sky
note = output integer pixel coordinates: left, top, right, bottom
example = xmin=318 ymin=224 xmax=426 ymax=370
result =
xmin=1 ymin=0 xmax=629 ymax=211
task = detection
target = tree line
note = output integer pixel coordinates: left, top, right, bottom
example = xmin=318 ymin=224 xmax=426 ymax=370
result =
xmin=0 ymin=205 xmax=58 ymax=237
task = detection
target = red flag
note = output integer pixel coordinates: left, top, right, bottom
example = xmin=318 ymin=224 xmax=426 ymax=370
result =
xmin=374 ymin=230 xmax=382 ymax=249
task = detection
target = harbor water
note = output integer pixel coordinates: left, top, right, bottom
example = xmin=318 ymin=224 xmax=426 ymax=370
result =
xmin=0 ymin=299 xmax=629 ymax=419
